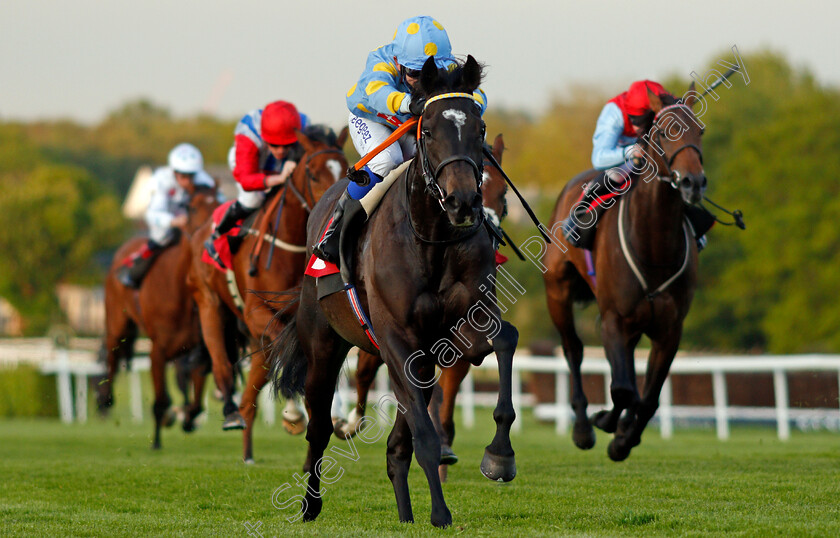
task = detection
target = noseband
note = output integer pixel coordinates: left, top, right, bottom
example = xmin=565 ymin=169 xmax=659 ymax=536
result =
xmin=416 ymin=92 xmax=484 ymax=210
xmin=649 ymin=103 xmax=704 ymax=190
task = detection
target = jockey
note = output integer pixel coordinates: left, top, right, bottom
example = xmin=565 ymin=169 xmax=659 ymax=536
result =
xmin=312 ymin=15 xmax=488 ymax=264
xmin=205 ymin=100 xmax=309 ymax=264
xmin=563 ymin=80 xmax=712 ymax=250
xmin=118 ymin=143 xmax=218 ymax=288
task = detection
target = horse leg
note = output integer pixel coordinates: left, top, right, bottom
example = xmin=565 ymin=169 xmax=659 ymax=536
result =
xmin=610 ymin=334 xmax=680 ymax=461
xmin=480 ymin=321 xmax=518 ymax=483
xmin=546 ymin=274 xmax=594 ymax=449
xmin=182 ymin=349 xmax=209 ymax=433
xmin=383 ymin=333 xmax=451 ymax=528
xmin=339 ymin=350 xmax=382 ymax=439
xmin=592 ymin=313 xmax=640 ymax=436
xmin=149 ymin=347 xmax=171 ymax=450
xmin=385 ymin=396 xmax=415 ymax=523
xmin=197 ymin=299 xmax=243 ymax=430
xmin=239 ymin=347 xmax=270 ymax=463
xmin=436 ymin=360 xmax=470 ymax=480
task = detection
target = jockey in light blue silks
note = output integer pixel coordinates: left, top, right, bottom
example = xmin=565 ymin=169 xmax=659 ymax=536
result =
xmin=312 ymin=15 xmax=488 ymax=264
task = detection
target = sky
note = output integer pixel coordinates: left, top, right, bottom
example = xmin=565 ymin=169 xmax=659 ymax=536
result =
xmin=1 ymin=0 xmax=837 ymax=127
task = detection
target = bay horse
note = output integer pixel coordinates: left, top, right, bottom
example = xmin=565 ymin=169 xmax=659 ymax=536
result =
xmin=270 ymin=56 xmax=518 ymax=527
xmin=98 ymin=184 xmax=220 ymax=449
xmin=188 ymin=128 xmax=347 ymax=463
xmin=543 ymin=84 xmax=705 ymax=461
xmin=345 ymin=133 xmax=509 ymax=482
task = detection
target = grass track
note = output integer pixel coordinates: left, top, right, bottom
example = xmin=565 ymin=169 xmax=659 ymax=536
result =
xmin=1 ymin=399 xmax=838 ymax=537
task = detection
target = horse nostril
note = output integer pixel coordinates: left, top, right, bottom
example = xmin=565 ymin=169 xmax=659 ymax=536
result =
xmin=680 ymin=177 xmax=691 ymax=189
xmin=471 ymin=192 xmax=482 ymax=209
xmin=701 ymin=175 xmax=708 ymax=188
xmin=444 ymin=195 xmax=460 ymax=211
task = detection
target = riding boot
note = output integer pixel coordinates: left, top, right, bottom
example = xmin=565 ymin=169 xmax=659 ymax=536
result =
xmin=312 ymin=191 xmax=350 ymax=264
xmin=205 ymin=201 xmax=254 ymax=265
xmin=117 ymin=239 xmax=164 ymax=289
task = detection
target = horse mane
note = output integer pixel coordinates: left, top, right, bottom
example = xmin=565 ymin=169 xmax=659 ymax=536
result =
xmin=411 ymin=56 xmax=485 ymax=100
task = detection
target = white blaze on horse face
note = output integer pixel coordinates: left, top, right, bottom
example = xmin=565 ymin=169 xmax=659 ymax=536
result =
xmin=442 ymin=109 xmax=467 ymax=141
xmin=326 ymin=159 xmax=342 ymax=181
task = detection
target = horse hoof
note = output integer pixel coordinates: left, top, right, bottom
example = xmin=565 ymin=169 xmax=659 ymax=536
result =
xmin=163 ymin=409 xmax=177 ymax=428
xmin=243 ymin=458 xmax=255 ymax=465
xmin=431 ymin=507 xmax=452 ymax=528
xmin=480 ymin=449 xmax=516 ymax=482
xmin=331 ymin=418 xmax=350 ymax=439
xmin=182 ymin=420 xmax=196 ymax=433
xmin=591 ymin=410 xmax=615 ymax=433
xmin=440 ymin=446 xmax=459 ymax=466
xmin=302 ymin=496 xmax=322 ymax=522
xmin=607 ymin=439 xmax=631 ymax=462
xmin=222 ymin=412 xmax=246 ymax=431
xmin=283 ymin=418 xmax=307 ymax=436
xmin=572 ymin=426 xmax=596 ymax=450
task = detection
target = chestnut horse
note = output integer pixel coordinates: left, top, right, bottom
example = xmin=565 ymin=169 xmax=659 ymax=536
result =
xmin=543 ymin=84 xmax=705 ymax=461
xmin=346 ymin=133 xmax=509 ymax=481
xmin=188 ymin=128 xmax=347 ymax=463
xmin=98 ymin=184 xmax=220 ymax=449
xmin=270 ymin=56 xmax=518 ymax=527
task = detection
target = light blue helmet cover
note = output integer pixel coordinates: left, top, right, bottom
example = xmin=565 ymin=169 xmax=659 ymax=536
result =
xmin=391 ymin=16 xmax=455 ymax=70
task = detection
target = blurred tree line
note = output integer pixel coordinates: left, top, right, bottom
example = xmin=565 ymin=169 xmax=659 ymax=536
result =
xmin=2 ymin=50 xmax=838 ymax=353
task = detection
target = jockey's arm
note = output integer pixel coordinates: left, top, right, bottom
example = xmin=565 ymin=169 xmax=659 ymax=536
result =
xmin=591 ymin=102 xmax=630 ymax=170
xmin=232 ymin=134 xmax=269 ymax=191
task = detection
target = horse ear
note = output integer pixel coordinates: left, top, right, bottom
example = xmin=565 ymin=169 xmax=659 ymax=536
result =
xmin=462 ymin=55 xmax=482 ymax=93
xmin=419 ymin=56 xmax=438 ymax=91
xmin=295 ymin=129 xmax=315 ymax=153
xmin=336 ymin=126 xmax=349 ymax=149
xmin=684 ymin=81 xmax=697 ymax=108
xmin=647 ymin=88 xmax=663 ymax=114
xmin=492 ymin=133 xmax=504 ymax=164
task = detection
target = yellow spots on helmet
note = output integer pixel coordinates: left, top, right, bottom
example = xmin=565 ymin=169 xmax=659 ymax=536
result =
xmin=424 ymin=42 xmax=438 ymax=56
xmin=473 ymin=91 xmax=485 ymax=106
xmin=386 ymin=92 xmax=406 ymax=114
xmin=346 ymin=84 xmax=357 ymax=98
xmin=365 ymin=80 xmax=387 ymax=95
xmin=406 ymin=22 xmax=420 ymax=35
xmin=373 ymin=62 xmax=398 ymax=77
xmin=446 ymin=63 xmax=457 ymax=72
xmin=393 ymin=28 xmax=398 ymax=40
xmin=432 ymin=20 xmax=444 ymax=31
xmin=356 ymin=103 xmax=371 ymax=114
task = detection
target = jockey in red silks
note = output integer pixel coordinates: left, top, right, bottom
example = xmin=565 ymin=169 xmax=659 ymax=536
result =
xmin=205 ymin=100 xmax=309 ymax=264
xmin=312 ymin=15 xmax=488 ymax=264
xmin=562 ymin=80 xmax=712 ymax=250
xmin=118 ymin=143 xmax=221 ymax=288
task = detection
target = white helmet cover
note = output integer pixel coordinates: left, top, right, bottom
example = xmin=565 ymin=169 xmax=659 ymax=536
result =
xmin=168 ymin=143 xmax=204 ymax=174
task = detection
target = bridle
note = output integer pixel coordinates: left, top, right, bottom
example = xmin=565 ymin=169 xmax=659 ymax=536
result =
xmin=285 ymin=147 xmax=345 ymax=213
xmin=648 ymin=103 xmax=704 ymax=191
xmin=415 ymin=92 xmax=484 ymax=211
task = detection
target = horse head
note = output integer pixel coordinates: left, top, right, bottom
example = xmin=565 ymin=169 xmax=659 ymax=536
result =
xmin=186 ymin=184 xmax=220 ymax=234
xmin=414 ymin=55 xmax=486 ymax=227
xmin=643 ymin=83 xmax=706 ymax=205
xmin=482 ymin=133 xmax=508 ymax=225
xmin=289 ymin=126 xmax=349 ymax=209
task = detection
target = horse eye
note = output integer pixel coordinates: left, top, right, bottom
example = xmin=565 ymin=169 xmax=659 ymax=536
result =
xmin=700 ymin=128 xmax=705 ymax=136
xmin=422 ymin=128 xmax=432 ymax=138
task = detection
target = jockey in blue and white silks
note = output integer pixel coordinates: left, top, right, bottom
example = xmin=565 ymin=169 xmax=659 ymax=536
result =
xmin=119 ymin=143 xmax=222 ymax=288
xmin=313 ymin=15 xmax=488 ymax=264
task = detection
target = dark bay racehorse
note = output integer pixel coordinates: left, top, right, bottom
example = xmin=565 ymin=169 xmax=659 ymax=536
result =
xmin=543 ymin=84 xmax=705 ymax=461
xmin=188 ymin=129 xmax=347 ymax=463
xmin=346 ymin=134 xmax=509 ymax=482
xmin=99 ymin=185 xmax=219 ymax=449
xmin=270 ymin=56 xmax=518 ymax=527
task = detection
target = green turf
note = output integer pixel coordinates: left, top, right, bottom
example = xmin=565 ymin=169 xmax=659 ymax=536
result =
xmin=1 ymin=399 xmax=838 ymax=537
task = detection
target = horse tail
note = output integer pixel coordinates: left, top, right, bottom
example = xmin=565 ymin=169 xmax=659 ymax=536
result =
xmin=268 ymin=292 xmax=307 ymax=400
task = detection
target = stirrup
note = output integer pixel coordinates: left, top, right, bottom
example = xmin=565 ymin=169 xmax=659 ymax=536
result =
xmin=116 ymin=266 xmax=140 ymax=289
xmin=204 ymin=236 xmax=224 ymax=266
